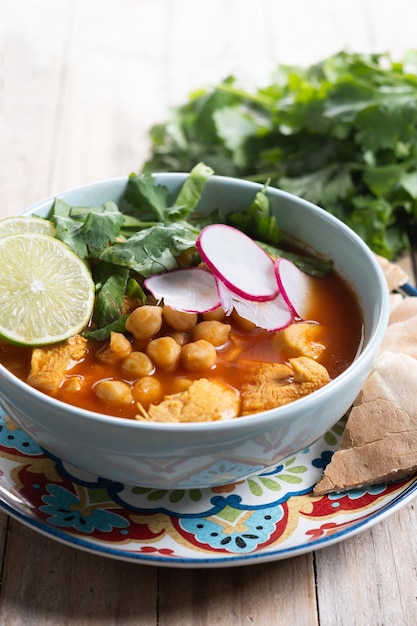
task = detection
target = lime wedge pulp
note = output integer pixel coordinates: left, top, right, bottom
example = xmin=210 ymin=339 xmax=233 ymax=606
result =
xmin=0 ymin=215 xmax=56 ymax=238
xmin=0 ymin=233 xmax=95 ymax=346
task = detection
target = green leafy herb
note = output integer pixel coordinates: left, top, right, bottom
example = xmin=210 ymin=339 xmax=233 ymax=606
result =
xmin=258 ymin=243 xmax=333 ymax=277
xmin=47 ymin=163 xmax=215 ymax=340
xmin=227 ymin=183 xmax=281 ymax=246
xmin=126 ymin=278 xmax=146 ymax=303
xmin=93 ymin=264 xmax=129 ymax=328
xmin=51 ymin=200 xmax=124 ymax=259
xmin=99 ymin=223 xmax=198 ymax=277
xmin=83 ymin=315 xmax=130 ymax=341
xmin=48 ymin=162 xmax=331 ymax=341
xmin=173 ymin=162 xmax=214 ymax=213
xmin=143 ymin=50 xmax=417 ymax=259
xmin=122 ymin=174 xmax=171 ymax=223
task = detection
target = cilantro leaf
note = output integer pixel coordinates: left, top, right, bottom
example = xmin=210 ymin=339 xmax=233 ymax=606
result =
xmin=213 ymin=106 xmax=262 ymax=168
xmin=280 ymin=163 xmax=354 ymax=207
xmin=124 ymin=174 xmax=170 ymax=221
xmin=93 ymin=264 xmax=129 ymax=328
xmin=173 ymin=162 xmax=214 ymax=216
xmin=227 ymin=185 xmax=281 ymax=246
xmin=355 ymin=97 xmax=417 ymax=151
xmin=99 ymin=223 xmax=198 ymax=277
xmin=49 ymin=199 xmax=88 ymax=259
xmin=50 ymin=200 xmax=124 ymax=258
xmin=48 ymin=166 xmax=216 ymax=337
xmin=362 ymin=163 xmax=404 ymax=197
xmin=79 ymin=201 xmax=124 ymax=257
xmin=83 ymin=315 xmax=129 ymax=342
xmin=143 ymin=50 xmax=417 ymax=259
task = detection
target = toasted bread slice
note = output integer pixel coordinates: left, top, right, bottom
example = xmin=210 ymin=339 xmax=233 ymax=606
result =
xmin=314 ymin=352 xmax=417 ymax=495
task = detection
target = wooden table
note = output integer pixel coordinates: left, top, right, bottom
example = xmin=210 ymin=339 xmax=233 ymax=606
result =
xmin=1 ymin=1 xmax=417 ymax=623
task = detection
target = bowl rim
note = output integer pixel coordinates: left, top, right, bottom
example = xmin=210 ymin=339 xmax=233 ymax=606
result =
xmin=0 ymin=173 xmax=391 ymax=433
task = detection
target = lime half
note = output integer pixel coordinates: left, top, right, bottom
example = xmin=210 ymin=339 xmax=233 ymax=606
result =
xmin=0 ymin=216 xmax=56 ymax=238
xmin=0 ymin=233 xmax=95 ymax=346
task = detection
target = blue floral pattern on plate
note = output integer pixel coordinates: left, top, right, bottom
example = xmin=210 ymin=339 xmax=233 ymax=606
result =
xmin=0 ymin=410 xmax=415 ymax=567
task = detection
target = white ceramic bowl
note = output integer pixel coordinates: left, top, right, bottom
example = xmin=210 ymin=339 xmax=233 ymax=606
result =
xmin=0 ymin=174 xmax=390 ymax=489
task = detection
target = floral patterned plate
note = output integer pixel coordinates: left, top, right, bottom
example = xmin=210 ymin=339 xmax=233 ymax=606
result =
xmin=0 ymin=409 xmax=416 ymax=568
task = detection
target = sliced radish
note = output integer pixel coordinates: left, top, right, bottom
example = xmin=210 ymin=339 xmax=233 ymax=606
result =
xmin=232 ymin=292 xmax=293 ymax=331
xmin=215 ymin=278 xmax=234 ymax=316
xmin=274 ymin=258 xmax=312 ymax=319
xmin=144 ymin=267 xmax=220 ymax=313
xmin=196 ymin=224 xmax=279 ymax=302
xmin=143 ymin=229 xmax=315 ymax=331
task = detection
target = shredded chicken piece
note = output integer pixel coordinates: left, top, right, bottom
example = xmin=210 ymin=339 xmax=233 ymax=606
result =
xmin=27 ymin=335 xmax=88 ymax=393
xmin=272 ymin=322 xmax=325 ymax=359
xmin=136 ymin=378 xmax=240 ymax=423
xmin=96 ymin=331 xmax=132 ymax=364
xmin=241 ymin=356 xmax=330 ymax=415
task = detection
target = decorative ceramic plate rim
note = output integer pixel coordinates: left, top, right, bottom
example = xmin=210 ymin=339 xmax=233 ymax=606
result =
xmin=0 ymin=409 xmax=416 ymax=568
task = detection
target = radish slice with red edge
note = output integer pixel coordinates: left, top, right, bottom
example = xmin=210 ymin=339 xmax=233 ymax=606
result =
xmin=196 ymin=224 xmax=279 ymax=302
xmin=215 ymin=278 xmax=234 ymax=316
xmin=274 ymin=257 xmax=312 ymax=318
xmin=144 ymin=267 xmax=220 ymax=313
xmin=232 ymin=291 xmax=293 ymax=331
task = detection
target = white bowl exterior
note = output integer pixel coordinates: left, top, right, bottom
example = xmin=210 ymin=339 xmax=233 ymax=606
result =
xmin=0 ymin=175 xmax=390 ymax=488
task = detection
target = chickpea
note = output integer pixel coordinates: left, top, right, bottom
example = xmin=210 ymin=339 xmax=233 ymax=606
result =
xmin=63 ymin=376 xmax=82 ymax=393
xmin=97 ymin=332 xmax=132 ymax=364
xmin=171 ymin=378 xmax=193 ymax=393
xmin=176 ymin=247 xmax=197 ymax=267
xmin=191 ymin=320 xmax=231 ymax=347
xmin=181 ymin=339 xmax=217 ymax=370
xmin=169 ymin=331 xmax=188 ymax=346
xmin=121 ymin=351 xmax=154 ymax=378
xmin=132 ymin=376 xmax=163 ymax=406
xmin=201 ymin=306 xmax=226 ymax=322
xmin=162 ymin=305 xmax=198 ymax=332
xmin=146 ymin=336 xmax=181 ymax=372
xmin=111 ymin=331 xmax=132 ymax=355
xmin=125 ymin=305 xmax=163 ymax=341
xmin=94 ymin=380 xmax=133 ymax=406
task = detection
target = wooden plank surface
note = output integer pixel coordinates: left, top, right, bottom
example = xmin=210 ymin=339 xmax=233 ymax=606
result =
xmin=1 ymin=1 xmax=417 ymax=624
xmin=316 ymin=502 xmax=417 ymax=626
xmin=0 ymin=524 xmax=158 ymax=625
xmin=158 ymin=556 xmax=318 ymax=626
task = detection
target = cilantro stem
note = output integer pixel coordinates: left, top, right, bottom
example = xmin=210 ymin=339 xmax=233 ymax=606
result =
xmin=214 ymin=82 xmax=277 ymax=110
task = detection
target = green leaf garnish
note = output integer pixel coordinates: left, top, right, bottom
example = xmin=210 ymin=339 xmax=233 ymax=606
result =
xmin=143 ymin=50 xmax=417 ymax=260
xmin=99 ymin=223 xmax=198 ymax=277
xmin=83 ymin=315 xmax=130 ymax=341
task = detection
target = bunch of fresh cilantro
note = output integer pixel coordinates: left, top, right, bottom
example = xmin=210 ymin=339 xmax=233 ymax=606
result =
xmin=49 ymin=163 xmax=330 ymax=341
xmin=143 ymin=50 xmax=417 ymax=260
